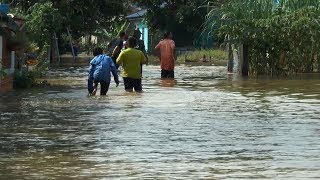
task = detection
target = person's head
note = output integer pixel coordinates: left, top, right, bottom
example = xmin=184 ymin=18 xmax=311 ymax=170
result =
xmin=123 ymin=34 xmax=129 ymax=40
xmin=133 ymin=29 xmax=141 ymax=39
xmin=163 ymin=31 xmax=173 ymax=39
xmin=119 ymin=31 xmax=126 ymax=39
xmin=127 ymin=37 xmax=137 ymax=48
xmin=93 ymin=47 xmax=103 ymax=56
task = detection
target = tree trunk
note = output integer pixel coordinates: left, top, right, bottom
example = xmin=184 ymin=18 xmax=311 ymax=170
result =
xmin=227 ymin=43 xmax=233 ymax=73
xmin=240 ymin=43 xmax=249 ymax=76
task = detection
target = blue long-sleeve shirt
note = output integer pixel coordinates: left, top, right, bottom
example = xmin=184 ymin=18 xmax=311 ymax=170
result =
xmin=88 ymin=54 xmax=118 ymax=83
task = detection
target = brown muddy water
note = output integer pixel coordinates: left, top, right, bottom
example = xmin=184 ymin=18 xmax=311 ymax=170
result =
xmin=0 ymin=65 xmax=320 ymax=179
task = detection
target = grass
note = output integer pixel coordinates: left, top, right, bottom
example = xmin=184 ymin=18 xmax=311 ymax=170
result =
xmin=177 ymin=49 xmax=226 ymax=62
xmin=148 ymin=49 xmax=227 ymax=66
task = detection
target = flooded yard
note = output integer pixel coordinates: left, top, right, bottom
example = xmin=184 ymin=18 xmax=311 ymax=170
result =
xmin=0 ymin=65 xmax=319 ymax=179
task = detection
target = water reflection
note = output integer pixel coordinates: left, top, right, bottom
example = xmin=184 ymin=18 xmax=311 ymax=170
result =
xmin=0 ymin=65 xmax=320 ymax=179
xmin=160 ymin=78 xmax=177 ymax=87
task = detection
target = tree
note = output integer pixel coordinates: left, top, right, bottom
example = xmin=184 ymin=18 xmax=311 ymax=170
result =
xmin=215 ymin=0 xmax=320 ymax=75
xmin=51 ymin=0 xmax=130 ymax=37
xmin=25 ymin=2 xmax=63 ymax=49
xmin=135 ymin=0 xmax=209 ymax=46
xmin=5 ymin=0 xmax=130 ymax=47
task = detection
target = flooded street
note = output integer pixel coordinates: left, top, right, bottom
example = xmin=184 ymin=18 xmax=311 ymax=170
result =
xmin=0 ymin=65 xmax=320 ymax=179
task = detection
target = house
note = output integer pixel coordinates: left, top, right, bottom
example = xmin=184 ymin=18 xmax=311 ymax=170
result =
xmin=0 ymin=4 xmax=25 ymax=92
xmin=126 ymin=9 xmax=150 ymax=53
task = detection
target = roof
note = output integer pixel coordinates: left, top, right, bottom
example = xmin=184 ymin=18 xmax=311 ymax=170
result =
xmin=126 ymin=9 xmax=147 ymax=20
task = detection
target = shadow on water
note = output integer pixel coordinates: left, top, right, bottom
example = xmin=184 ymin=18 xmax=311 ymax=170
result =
xmin=0 ymin=65 xmax=320 ymax=179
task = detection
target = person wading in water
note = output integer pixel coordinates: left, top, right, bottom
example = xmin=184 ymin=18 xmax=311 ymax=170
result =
xmin=155 ymin=31 xmax=176 ymax=78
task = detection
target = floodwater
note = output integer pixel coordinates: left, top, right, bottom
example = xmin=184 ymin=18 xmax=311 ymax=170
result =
xmin=0 ymin=65 xmax=319 ymax=179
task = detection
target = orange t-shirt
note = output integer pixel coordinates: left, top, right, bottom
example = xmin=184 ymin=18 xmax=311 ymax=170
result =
xmin=155 ymin=39 xmax=175 ymax=70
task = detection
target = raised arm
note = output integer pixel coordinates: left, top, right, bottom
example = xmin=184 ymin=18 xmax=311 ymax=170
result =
xmin=111 ymin=39 xmax=123 ymax=59
xmin=112 ymin=46 xmax=121 ymax=58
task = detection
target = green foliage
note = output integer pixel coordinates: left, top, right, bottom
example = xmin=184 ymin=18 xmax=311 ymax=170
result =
xmin=216 ymin=0 xmax=320 ymax=76
xmin=13 ymin=72 xmax=36 ymax=89
xmin=0 ymin=71 xmax=6 ymax=79
xmin=57 ymin=0 xmax=129 ymax=37
xmin=5 ymin=0 xmax=131 ymax=75
xmin=148 ymin=49 xmax=226 ymax=64
xmin=7 ymin=0 xmax=130 ymax=49
xmin=177 ymin=49 xmax=227 ymax=63
xmin=26 ymin=2 xmax=63 ymax=50
xmin=113 ymin=21 xmax=130 ymax=36
xmin=136 ymin=0 xmax=209 ymax=46
xmin=196 ymin=2 xmax=223 ymax=48
xmin=33 ymin=44 xmax=50 ymax=77
xmin=0 ymin=60 xmax=6 ymax=79
xmin=6 ymin=0 xmax=130 ymax=32
xmin=94 ymin=20 xmax=130 ymax=50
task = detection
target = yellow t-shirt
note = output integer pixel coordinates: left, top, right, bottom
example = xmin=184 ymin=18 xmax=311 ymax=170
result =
xmin=116 ymin=48 xmax=146 ymax=79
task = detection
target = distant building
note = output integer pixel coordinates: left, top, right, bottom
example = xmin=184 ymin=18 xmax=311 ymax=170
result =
xmin=0 ymin=5 xmax=26 ymax=92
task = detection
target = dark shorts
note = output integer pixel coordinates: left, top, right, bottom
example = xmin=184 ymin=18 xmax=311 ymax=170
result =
xmin=123 ymin=77 xmax=142 ymax=92
xmin=161 ymin=69 xmax=174 ymax=78
xmin=94 ymin=80 xmax=110 ymax=95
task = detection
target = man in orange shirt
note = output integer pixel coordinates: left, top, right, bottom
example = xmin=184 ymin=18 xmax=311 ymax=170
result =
xmin=155 ymin=32 xmax=176 ymax=78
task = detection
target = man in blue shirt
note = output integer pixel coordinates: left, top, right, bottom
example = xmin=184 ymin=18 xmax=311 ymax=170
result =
xmin=88 ymin=47 xmax=119 ymax=96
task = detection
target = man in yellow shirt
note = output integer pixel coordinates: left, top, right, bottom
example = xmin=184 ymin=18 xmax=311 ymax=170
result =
xmin=116 ymin=37 xmax=147 ymax=92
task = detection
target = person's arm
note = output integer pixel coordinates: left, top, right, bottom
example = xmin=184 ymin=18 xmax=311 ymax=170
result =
xmin=112 ymin=46 xmax=121 ymax=59
xmin=88 ymin=65 xmax=93 ymax=80
xmin=88 ymin=59 xmax=95 ymax=80
xmin=109 ymin=57 xmax=119 ymax=86
xmin=111 ymin=39 xmax=123 ymax=59
xmin=171 ymin=40 xmax=177 ymax=61
xmin=141 ymin=52 xmax=147 ymax=65
xmin=116 ymin=51 xmax=123 ymax=65
xmin=107 ymin=41 xmax=112 ymax=49
xmin=107 ymin=38 xmax=115 ymax=49
xmin=155 ymin=42 xmax=161 ymax=60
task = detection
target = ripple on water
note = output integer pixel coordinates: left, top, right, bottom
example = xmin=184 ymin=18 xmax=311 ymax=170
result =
xmin=0 ymin=65 xmax=320 ymax=179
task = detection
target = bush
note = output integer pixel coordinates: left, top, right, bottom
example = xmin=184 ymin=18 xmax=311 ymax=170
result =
xmin=177 ymin=49 xmax=226 ymax=63
xmin=14 ymin=72 xmax=36 ymax=89
xmin=217 ymin=0 xmax=320 ymax=76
